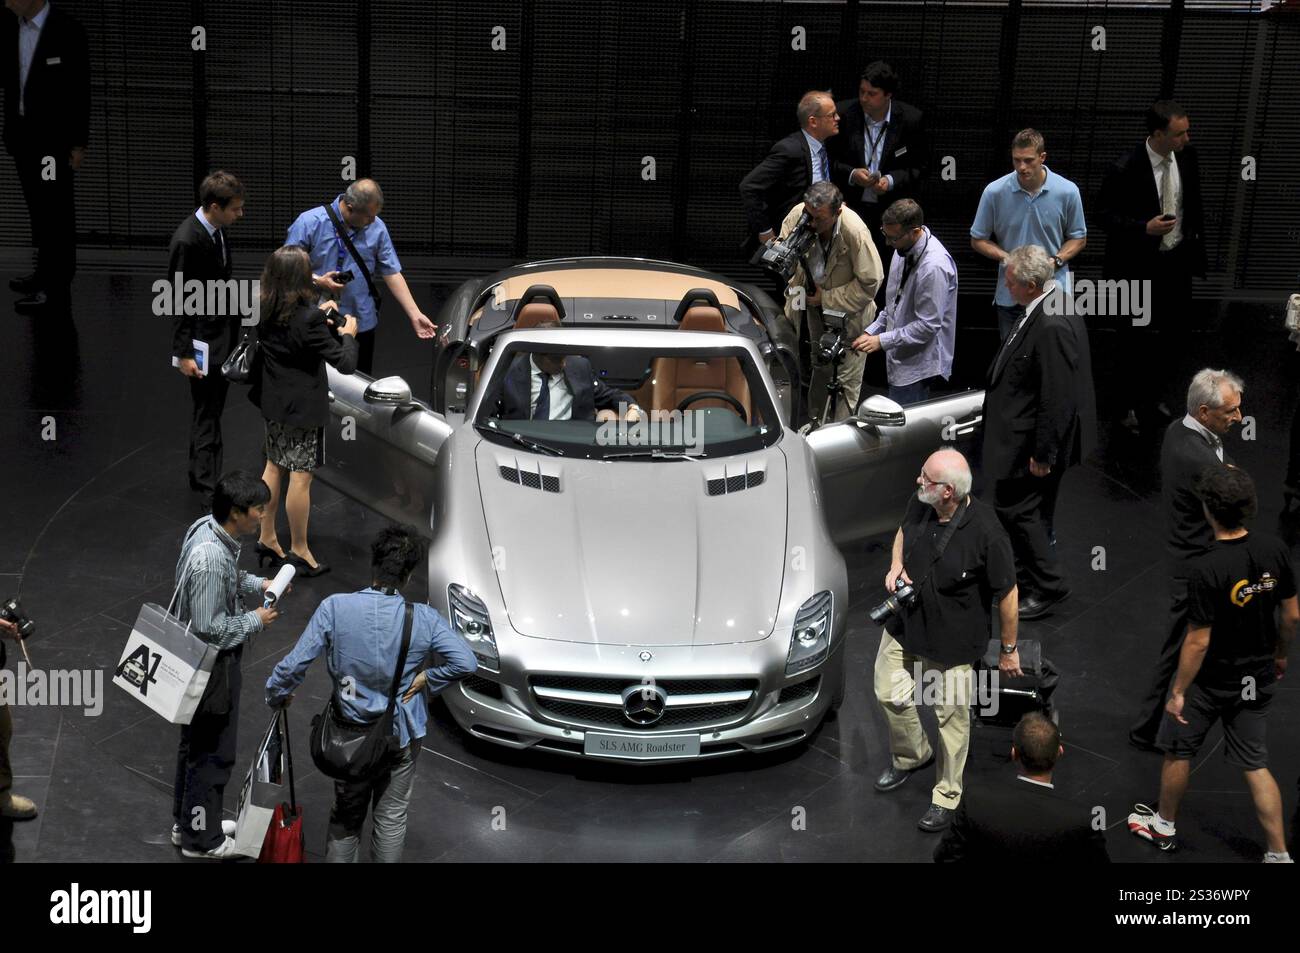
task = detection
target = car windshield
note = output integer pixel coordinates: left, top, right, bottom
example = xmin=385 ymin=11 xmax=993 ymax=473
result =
xmin=472 ymin=341 xmax=781 ymax=459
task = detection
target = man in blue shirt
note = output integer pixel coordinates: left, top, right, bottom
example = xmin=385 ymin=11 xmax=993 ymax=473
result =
xmin=286 ymin=179 xmax=435 ymax=376
xmin=852 ymin=199 xmax=957 ymax=405
xmin=970 ymin=130 xmax=1087 ymax=340
xmin=266 ymin=524 xmax=476 ymax=863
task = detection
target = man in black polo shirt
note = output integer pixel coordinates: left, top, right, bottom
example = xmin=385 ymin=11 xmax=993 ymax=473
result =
xmin=872 ymin=448 xmax=1019 ymax=832
xmin=1130 ymin=368 xmax=1243 ymax=750
xmin=1129 ymin=465 xmax=1297 ymax=861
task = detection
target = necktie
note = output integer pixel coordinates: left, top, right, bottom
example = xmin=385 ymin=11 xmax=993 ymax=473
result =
xmin=1160 ymin=158 xmax=1177 ymax=251
xmin=991 ymin=311 xmax=1030 ymax=381
xmin=214 ymin=228 xmax=226 ymax=265
xmin=533 ymin=372 xmax=550 ymax=420
xmin=819 ymin=147 xmax=830 ymax=183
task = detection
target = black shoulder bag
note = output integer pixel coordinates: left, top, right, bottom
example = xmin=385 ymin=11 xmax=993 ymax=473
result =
xmin=309 ymin=602 xmax=413 ymax=782
xmin=322 ymin=202 xmax=383 ymax=315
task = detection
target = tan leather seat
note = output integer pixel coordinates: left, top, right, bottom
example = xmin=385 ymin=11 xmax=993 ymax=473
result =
xmin=651 ymin=304 xmax=752 ymax=420
xmin=511 ymin=284 xmax=564 ymax=328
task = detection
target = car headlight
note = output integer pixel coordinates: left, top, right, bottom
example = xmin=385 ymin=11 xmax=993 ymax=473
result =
xmin=448 ymin=584 xmax=499 ymax=673
xmin=786 ymin=590 xmax=833 ymax=675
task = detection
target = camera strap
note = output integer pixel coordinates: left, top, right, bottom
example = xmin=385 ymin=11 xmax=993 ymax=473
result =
xmin=902 ymin=496 xmax=969 ymax=591
xmin=323 ymin=202 xmax=383 ymax=307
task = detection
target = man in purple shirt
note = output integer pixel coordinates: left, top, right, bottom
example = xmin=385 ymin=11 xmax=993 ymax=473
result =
xmin=852 ymin=200 xmax=958 ymax=405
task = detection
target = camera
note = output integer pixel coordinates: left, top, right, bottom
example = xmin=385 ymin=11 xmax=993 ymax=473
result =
xmin=333 ymin=269 xmax=355 ymax=285
xmin=752 ymin=211 xmax=817 ymax=282
xmin=869 ymin=578 xmax=917 ymax=627
xmin=814 ymin=308 xmax=849 ymax=366
xmin=1 ymin=597 xmax=35 ymax=639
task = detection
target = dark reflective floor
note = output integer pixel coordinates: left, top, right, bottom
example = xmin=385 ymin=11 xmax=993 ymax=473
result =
xmin=2 ymin=264 xmax=1297 ymax=862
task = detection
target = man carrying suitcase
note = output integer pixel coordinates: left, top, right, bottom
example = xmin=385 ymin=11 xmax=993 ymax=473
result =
xmin=872 ymin=448 xmax=1020 ymax=833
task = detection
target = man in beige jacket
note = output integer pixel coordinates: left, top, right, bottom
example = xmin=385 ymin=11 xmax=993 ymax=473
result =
xmin=779 ymin=182 xmax=883 ymax=424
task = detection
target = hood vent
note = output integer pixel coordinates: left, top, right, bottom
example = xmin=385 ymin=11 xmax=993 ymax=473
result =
xmin=706 ymin=467 xmax=765 ymax=496
xmin=499 ymin=464 xmax=561 ymax=493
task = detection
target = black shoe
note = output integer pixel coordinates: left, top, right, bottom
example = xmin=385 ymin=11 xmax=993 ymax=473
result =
xmin=1019 ymin=588 xmax=1070 ymax=621
xmin=917 ymin=805 xmax=953 ymax=832
xmin=14 ymin=291 xmax=49 ymax=314
xmin=9 ymin=272 xmax=39 ymax=294
xmin=255 ymin=542 xmax=285 ymax=569
xmin=1128 ymin=732 xmax=1163 ymax=754
xmin=874 ymin=753 xmax=935 ymax=792
xmin=285 ymin=552 xmax=330 ymax=577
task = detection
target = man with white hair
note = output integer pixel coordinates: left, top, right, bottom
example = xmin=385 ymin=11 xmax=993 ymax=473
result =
xmin=873 ymin=448 xmax=1019 ymax=833
xmin=1129 ymin=368 xmax=1243 ymax=750
xmin=982 ymin=244 xmax=1095 ymax=621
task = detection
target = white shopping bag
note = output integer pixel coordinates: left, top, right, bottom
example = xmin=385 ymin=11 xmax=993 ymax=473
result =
xmin=232 ymin=711 xmax=288 ymax=859
xmin=113 ymin=602 xmax=217 ymax=724
xmin=113 ymin=539 xmax=220 ymax=725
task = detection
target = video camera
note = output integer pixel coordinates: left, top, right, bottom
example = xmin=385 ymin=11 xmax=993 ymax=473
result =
xmin=752 ymin=211 xmax=817 ymax=282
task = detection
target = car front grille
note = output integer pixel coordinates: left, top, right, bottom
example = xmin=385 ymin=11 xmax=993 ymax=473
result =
xmin=528 ymin=674 xmax=759 ymax=732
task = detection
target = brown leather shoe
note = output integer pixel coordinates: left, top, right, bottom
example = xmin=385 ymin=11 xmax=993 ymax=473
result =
xmin=1 ymin=794 xmax=38 ymax=820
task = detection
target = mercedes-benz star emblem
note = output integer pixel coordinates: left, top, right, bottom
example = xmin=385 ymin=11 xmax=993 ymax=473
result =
xmin=621 ymin=684 xmax=667 ymax=726
xmin=639 ymin=651 xmax=652 ymax=662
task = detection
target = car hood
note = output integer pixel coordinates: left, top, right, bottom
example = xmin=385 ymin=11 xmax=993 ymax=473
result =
xmin=475 ymin=446 xmax=787 ymax=646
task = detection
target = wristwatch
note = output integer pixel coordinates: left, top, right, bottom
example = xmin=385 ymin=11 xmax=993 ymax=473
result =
xmin=1051 ymin=255 xmax=1065 ymax=269
xmin=1000 ymin=642 xmax=1018 ymax=655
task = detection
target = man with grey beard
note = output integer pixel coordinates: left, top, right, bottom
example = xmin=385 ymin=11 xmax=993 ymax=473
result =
xmin=873 ymin=448 xmax=1019 ymax=833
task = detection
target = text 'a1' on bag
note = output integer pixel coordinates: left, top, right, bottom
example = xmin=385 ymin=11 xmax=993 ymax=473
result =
xmin=309 ymin=603 xmax=413 ymax=782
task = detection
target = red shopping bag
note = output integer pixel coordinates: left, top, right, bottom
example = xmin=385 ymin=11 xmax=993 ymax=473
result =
xmin=258 ymin=708 xmax=305 ymax=863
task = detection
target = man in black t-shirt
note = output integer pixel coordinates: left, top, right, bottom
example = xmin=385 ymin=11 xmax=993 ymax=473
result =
xmin=1129 ymin=465 xmax=1298 ymax=862
xmin=873 ymin=448 xmax=1019 ymax=833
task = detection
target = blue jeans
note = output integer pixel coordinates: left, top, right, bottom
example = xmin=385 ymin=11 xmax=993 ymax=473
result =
xmin=888 ymin=377 xmax=941 ymax=406
xmin=326 ymin=741 xmax=420 ymax=863
xmin=995 ymin=304 xmax=1023 ymax=341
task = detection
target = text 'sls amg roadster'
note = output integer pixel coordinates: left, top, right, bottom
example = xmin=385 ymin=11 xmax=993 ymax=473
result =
xmin=318 ymin=258 xmax=983 ymax=761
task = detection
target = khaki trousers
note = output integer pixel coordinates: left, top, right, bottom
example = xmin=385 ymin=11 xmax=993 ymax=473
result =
xmin=787 ymin=304 xmax=867 ymax=423
xmin=873 ymin=631 xmax=972 ymax=809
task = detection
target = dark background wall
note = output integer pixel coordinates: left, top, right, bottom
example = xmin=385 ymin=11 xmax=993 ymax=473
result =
xmin=1 ymin=0 xmax=1295 ymax=298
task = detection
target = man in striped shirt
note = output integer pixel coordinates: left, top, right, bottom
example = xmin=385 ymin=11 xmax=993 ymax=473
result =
xmin=171 ymin=470 xmax=279 ymax=859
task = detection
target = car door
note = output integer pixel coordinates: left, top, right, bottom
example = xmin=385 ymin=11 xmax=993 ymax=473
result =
xmin=805 ymin=389 xmax=984 ymax=545
xmin=315 ymin=365 xmax=454 ymax=536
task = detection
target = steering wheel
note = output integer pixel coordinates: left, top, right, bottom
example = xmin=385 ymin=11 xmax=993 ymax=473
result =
xmin=676 ymin=390 xmax=748 ymax=422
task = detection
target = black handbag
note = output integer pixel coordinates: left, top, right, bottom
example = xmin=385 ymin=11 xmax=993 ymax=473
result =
xmin=222 ymin=331 xmax=259 ymax=384
xmin=975 ymin=637 xmax=1060 ymax=727
xmin=309 ymin=603 xmax=413 ymax=782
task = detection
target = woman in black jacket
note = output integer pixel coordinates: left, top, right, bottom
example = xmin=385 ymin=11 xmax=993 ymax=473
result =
xmin=251 ymin=245 xmax=359 ymax=576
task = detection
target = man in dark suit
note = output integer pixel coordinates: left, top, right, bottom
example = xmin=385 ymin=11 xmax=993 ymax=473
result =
xmin=739 ymin=90 xmax=849 ymax=253
xmin=1099 ymin=101 xmax=1206 ymax=432
xmin=935 ymin=711 xmax=1110 ymax=862
xmin=982 ymin=244 xmax=1096 ymax=621
xmin=169 ymin=171 xmax=246 ymax=498
xmin=830 ymin=61 xmax=929 ymax=289
xmin=1129 ymin=369 xmax=1241 ymax=751
xmin=2 ymin=0 xmax=90 ymax=313
xmin=481 ymin=325 xmax=642 ymax=423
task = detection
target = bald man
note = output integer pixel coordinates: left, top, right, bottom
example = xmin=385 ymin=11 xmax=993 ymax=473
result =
xmin=873 ymin=448 xmax=1019 ymax=833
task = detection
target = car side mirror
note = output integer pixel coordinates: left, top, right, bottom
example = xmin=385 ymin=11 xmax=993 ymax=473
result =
xmin=854 ymin=394 xmax=906 ymax=428
xmin=364 ymin=376 xmax=414 ymax=407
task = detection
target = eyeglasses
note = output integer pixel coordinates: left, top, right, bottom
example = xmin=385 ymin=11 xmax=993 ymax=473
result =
xmin=880 ymin=227 xmax=918 ymax=245
xmin=919 ymin=470 xmax=950 ymax=488
xmin=814 ymin=110 xmax=839 ymax=120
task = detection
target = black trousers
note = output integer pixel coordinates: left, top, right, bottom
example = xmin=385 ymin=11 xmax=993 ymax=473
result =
xmin=187 ymin=371 xmax=230 ymax=493
xmin=993 ymin=468 xmax=1067 ymax=598
xmin=12 ymin=144 xmax=77 ymax=294
xmin=356 ymin=328 xmax=376 ymax=376
xmin=1117 ymin=244 xmax=1194 ymax=424
xmin=172 ymin=649 xmax=241 ymax=851
xmin=1130 ymin=575 xmax=1190 ymax=745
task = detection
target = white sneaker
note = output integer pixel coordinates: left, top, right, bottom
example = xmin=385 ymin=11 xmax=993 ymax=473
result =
xmin=173 ymin=821 xmax=238 ymax=848
xmin=1263 ymin=852 xmax=1294 ymax=863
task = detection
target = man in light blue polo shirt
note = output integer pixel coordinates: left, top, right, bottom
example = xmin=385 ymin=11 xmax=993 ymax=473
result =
xmin=971 ymin=130 xmax=1087 ymax=340
xmin=286 ymin=179 xmax=435 ymax=375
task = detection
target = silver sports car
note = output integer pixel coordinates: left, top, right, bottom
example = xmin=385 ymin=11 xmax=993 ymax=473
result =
xmin=317 ymin=257 xmax=984 ymax=762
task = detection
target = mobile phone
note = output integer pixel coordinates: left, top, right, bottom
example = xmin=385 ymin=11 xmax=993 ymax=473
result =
xmin=1159 ymin=214 xmax=1176 ymax=222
